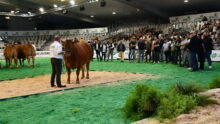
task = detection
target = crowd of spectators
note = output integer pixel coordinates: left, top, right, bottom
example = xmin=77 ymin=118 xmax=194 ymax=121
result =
xmin=90 ymin=18 xmax=220 ymax=72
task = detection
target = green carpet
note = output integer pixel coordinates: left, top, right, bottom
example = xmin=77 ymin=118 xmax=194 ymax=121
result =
xmin=0 ymin=58 xmax=220 ymax=124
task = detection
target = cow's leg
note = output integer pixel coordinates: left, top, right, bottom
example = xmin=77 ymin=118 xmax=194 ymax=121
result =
xmin=32 ymin=56 xmax=35 ymax=68
xmin=67 ymin=68 xmax=71 ymax=84
xmin=14 ymin=57 xmax=18 ymax=68
xmin=27 ymin=56 xmax=30 ymax=67
xmin=86 ymin=62 xmax=90 ymax=79
xmin=76 ymin=68 xmax=80 ymax=84
xmin=81 ymin=66 xmax=85 ymax=79
xmin=9 ymin=58 xmax=13 ymax=68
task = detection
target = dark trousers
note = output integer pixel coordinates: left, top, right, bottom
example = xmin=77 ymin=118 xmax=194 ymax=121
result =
xmin=108 ymin=50 xmax=114 ymax=61
xmin=128 ymin=49 xmax=131 ymax=61
xmin=152 ymin=51 xmax=160 ymax=63
xmin=190 ymin=51 xmax=198 ymax=71
xmin=198 ymin=51 xmax=205 ymax=70
xmin=50 ymin=58 xmax=62 ymax=87
xmin=96 ymin=50 xmax=101 ymax=61
xmin=129 ymin=49 xmax=136 ymax=62
xmin=177 ymin=50 xmax=182 ymax=66
xmin=138 ymin=50 xmax=145 ymax=63
xmin=145 ymin=50 xmax=151 ymax=62
xmin=205 ymin=50 xmax=212 ymax=66
xmin=102 ymin=52 xmax=106 ymax=61
xmin=171 ymin=51 xmax=178 ymax=64
xmin=164 ymin=51 xmax=171 ymax=63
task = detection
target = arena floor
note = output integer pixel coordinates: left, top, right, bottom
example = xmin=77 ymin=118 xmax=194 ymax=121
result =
xmin=0 ymin=58 xmax=220 ymax=124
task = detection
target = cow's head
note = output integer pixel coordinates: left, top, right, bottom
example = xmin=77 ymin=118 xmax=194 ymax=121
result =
xmin=62 ymin=40 xmax=73 ymax=57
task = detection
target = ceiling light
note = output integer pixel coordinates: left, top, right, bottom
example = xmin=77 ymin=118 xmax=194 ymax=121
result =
xmin=61 ymin=0 xmax=65 ymax=1
xmin=39 ymin=7 xmax=44 ymax=12
xmin=90 ymin=15 xmax=94 ymax=18
xmin=137 ymin=9 xmax=140 ymax=12
xmin=184 ymin=0 xmax=188 ymax=3
xmin=112 ymin=12 xmax=116 ymax=15
xmin=70 ymin=0 xmax=75 ymax=5
xmin=5 ymin=16 xmax=10 ymax=20
xmin=53 ymin=4 xmax=58 ymax=8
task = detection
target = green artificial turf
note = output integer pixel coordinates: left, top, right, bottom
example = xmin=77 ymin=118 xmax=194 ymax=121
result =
xmin=0 ymin=58 xmax=220 ymax=124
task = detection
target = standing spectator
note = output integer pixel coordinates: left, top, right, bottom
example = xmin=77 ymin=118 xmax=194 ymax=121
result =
xmin=117 ymin=40 xmax=126 ymax=62
xmin=163 ymin=38 xmax=171 ymax=63
xmin=171 ymin=38 xmax=178 ymax=64
xmin=128 ymin=40 xmax=132 ymax=61
xmin=176 ymin=36 xmax=182 ymax=66
xmin=203 ymin=32 xmax=214 ymax=69
xmin=129 ymin=37 xmax=136 ymax=62
xmin=152 ymin=36 xmax=160 ymax=63
xmin=138 ymin=38 xmax=146 ymax=63
xmin=159 ymin=36 xmax=165 ymax=62
xmin=197 ymin=34 xmax=205 ymax=70
xmin=101 ymin=42 xmax=108 ymax=61
xmin=181 ymin=35 xmax=190 ymax=67
xmin=107 ymin=40 xmax=114 ymax=61
xmin=188 ymin=32 xmax=199 ymax=71
xmin=94 ymin=39 xmax=101 ymax=61
xmin=49 ymin=36 xmax=66 ymax=88
xmin=145 ymin=33 xmax=152 ymax=62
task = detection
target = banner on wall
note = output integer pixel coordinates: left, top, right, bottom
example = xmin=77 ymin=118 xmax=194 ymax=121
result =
xmin=0 ymin=27 xmax=108 ymax=37
xmin=211 ymin=50 xmax=220 ymax=62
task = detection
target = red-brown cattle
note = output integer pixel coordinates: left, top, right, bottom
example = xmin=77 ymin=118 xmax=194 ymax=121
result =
xmin=3 ymin=45 xmax=18 ymax=68
xmin=19 ymin=44 xmax=36 ymax=67
xmin=62 ymin=39 xmax=92 ymax=84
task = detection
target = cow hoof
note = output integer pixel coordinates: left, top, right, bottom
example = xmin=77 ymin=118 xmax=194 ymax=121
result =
xmin=86 ymin=77 xmax=89 ymax=79
xmin=76 ymin=81 xmax=80 ymax=84
xmin=67 ymin=81 xmax=70 ymax=84
xmin=81 ymin=77 xmax=85 ymax=79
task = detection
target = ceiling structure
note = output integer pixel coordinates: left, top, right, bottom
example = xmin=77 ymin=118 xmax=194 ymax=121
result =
xmin=0 ymin=0 xmax=220 ymax=30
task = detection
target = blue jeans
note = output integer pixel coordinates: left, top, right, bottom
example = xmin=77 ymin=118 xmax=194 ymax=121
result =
xmin=190 ymin=51 xmax=198 ymax=71
xmin=130 ymin=49 xmax=136 ymax=62
xmin=138 ymin=50 xmax=145 ymax=62
xmin=205 ymin=50 xmax=212 ymax=66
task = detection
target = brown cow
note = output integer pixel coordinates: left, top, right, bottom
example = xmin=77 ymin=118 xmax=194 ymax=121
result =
xmin=62 ymin=39 xmax=92 ymax=84
xmin=22 ymin=43 xmax=36 ymax=67
xmin=15 ymin=44 xmax=26 ymax=67
xmin=3 ymin=45 xmax=18 ymax=68
xmin=16 ymin=43 xmax=36 ymax=67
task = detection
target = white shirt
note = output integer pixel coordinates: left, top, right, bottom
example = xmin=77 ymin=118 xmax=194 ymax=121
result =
xmin=163 ymin=42 xmax=171 ymax=52
xmin=49 ymin=41 xmax=63 ymax=59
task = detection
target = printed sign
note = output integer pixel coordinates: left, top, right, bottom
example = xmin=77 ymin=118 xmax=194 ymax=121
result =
xmin=211 ymin=50 xmax=220 ymax=62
